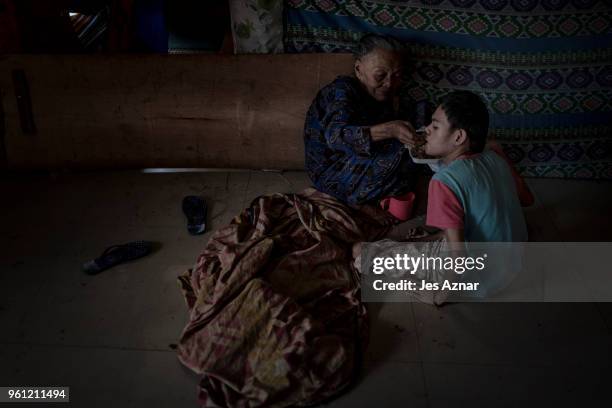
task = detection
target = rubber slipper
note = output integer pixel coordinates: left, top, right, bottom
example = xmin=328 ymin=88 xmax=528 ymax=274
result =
xmin=182 ymin=195 xmax=207 ymax=235
xmin=82 ymin=240 xmax=153 ymax=275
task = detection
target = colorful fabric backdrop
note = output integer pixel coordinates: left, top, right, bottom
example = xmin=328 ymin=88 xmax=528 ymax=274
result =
xmin=284 ymin=0 xmax=612 ymax=179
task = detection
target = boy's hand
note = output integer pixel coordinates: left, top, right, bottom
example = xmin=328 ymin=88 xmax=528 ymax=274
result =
xmin=444 ymin=228 xmax=465 ymax=246
xmin=411 ymin=230 xmax=444 ymax=242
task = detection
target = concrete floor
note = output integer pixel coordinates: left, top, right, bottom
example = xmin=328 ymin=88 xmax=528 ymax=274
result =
xmin=1 ymin=170 xmax=612 ymax=407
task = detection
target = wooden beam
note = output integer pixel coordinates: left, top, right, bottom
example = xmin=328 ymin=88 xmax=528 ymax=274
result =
xmin=0 ymin=54 xmax=353 ymax=170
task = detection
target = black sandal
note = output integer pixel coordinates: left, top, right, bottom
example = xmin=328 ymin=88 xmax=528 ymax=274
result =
xmin=182 ymin=195 xmax=207 ymax=235
xmin=82 ymin=241 xmax=153 ymax=275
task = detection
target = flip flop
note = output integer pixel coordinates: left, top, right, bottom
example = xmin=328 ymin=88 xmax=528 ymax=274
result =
xmin=182 ymin=195 xmax=207 ymax=235
xmin=82 ymin=240 xmax=153 ymax=275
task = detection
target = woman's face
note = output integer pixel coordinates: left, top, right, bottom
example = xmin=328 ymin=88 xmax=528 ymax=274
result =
xmin=354 ymin=48 xmax=403 ymax=102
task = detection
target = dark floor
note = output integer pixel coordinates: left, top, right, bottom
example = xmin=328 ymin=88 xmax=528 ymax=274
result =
xmin=1 ymin=170 xmax=611 ymax=407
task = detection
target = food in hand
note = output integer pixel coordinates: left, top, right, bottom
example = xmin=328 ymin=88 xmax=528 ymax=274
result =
xmin=410 ymin=130 xmax=436 ymax=159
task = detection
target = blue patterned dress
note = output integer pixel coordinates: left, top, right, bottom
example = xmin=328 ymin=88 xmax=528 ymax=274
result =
xmin=304 ymin=75 xmax=418 ymax=205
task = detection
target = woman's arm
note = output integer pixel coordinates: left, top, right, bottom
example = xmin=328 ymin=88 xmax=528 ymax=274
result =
xmin=322 ymin=85 xmax=417 ymax=153
xmin=323 ymin=101 xmax=373 ymax=156
xmin=370 ymin=121 xmax=417 ymax=147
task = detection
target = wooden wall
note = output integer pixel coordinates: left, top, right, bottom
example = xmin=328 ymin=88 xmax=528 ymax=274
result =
xmin=0 ymin=54 xmax=353 ymax=170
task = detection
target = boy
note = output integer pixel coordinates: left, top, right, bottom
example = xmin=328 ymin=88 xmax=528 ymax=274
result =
xmin=359 ymin=91 xmax=533 ymax=302
xmin=423 ymin=90 xmax=533 ymax=244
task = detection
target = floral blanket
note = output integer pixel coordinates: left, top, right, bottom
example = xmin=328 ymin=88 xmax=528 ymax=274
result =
xmin=177 ymin=188 xmax=394 ymax=407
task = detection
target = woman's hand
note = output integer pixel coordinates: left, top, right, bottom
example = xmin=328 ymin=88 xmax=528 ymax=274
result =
xmin=369 ymin=120 xmax=417 ymax=147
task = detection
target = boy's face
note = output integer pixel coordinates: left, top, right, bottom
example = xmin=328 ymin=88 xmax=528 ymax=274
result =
xmin=424 ymin=106 xmax=460 ymax=157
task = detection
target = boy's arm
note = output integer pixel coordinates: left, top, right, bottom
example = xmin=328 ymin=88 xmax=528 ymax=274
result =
xmin=413 ymin=227 xmax=464 ymax=243
xmin=412 ymin=229 xmax=444 ymax=241
xmin=432 ymin=227 xmax=466 ymax=306
xmin=425 ymin=179 xmax=464 ymax=236
xmin=444 ymin=228 xmax=465 ymax=247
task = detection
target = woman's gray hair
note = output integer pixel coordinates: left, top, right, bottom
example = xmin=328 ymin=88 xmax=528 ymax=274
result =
xmin=352 ymin=34 xmax=406 ymax=60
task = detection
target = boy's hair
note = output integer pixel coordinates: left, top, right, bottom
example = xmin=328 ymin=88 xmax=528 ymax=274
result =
xmin=439 ymin=91 xmax=489 ymax=153
xmin=353 ymin=34 xmax=405 ymax=60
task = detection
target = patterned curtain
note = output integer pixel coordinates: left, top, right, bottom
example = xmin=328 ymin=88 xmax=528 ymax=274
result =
xmin=284 ymin=0 xmax=612 ymax=179
xmin=230 ymin=0 xmax=284 ymax=53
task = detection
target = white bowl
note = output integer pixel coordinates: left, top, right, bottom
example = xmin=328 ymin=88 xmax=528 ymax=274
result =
xmin=407 ymin=147 xmax=441 ymax=165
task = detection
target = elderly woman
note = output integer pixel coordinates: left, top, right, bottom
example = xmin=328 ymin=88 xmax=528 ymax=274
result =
xmin=304 ymin=34 xmax=419 ymax=205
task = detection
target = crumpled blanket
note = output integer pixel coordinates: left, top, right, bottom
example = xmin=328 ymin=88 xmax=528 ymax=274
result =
xmin=177 ymin=188 xmax=395 ymax=407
